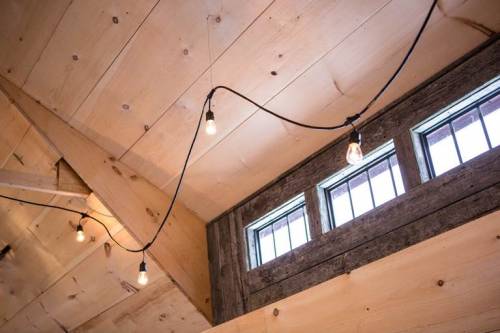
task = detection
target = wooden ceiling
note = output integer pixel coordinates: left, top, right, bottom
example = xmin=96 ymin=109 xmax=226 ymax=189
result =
xmin=0 ymin=0 xmax=498 ymax=222
xmin=0 ymin=0 xmax=498 ymax=332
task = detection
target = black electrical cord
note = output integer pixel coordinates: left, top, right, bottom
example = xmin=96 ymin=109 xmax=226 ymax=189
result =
xmin=207 ymin=0 xmax=437 ymax=129
xmin=0 ymin=0 xmax=437 ymax=254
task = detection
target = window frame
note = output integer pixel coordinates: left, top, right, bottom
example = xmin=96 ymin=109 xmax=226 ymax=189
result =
xmin=420 ymin=89 xmax=499 ymax=178
xmin=323 ymin=146 xmax=402 ymax=230
xmin=246 ymin=195 xmax=310 ymax=269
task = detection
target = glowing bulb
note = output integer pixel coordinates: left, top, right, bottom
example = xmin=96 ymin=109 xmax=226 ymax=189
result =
xmin=137 ymin=261 xmax=148 ymax=286
xmin=205 ymin=110 xmax=216 ymax=135
xmin=76 ymin=224 xmax=85 ymax=242
xmin=346 ymin=130 xmax=363 ymax=165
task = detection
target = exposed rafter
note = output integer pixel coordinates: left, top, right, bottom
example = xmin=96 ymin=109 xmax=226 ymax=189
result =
xmin=0 ymin=75 xmax=212 ymax=321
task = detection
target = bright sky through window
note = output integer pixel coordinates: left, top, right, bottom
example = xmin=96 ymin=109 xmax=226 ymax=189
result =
xmin=424 ymin=91 xmax=499 ymax=177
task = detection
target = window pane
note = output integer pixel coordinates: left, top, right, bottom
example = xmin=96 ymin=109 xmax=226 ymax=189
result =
xmin=288 ymin=208 xmax=307 ymax=249
xmin=273 ymin=217 xmax=291 ymax=257
xmin=480 ymin=95 xmax=500 ymax=147
xmin=258 ymin=225 xmax=275 ymax=264
xmin=452 ymin=109 xmax=489 ymax=162
xmin=330 ymin=183 xmax=353 ymax=227
xmin=389 ymin=155 xmax=405 ymax=195
xmin=426 ymin=125 xmax=460 ymax=176
xmin=349 ymin=172 xmax=373 ymax=217
xmin=368 ymin=160 xmax=395 ymax=207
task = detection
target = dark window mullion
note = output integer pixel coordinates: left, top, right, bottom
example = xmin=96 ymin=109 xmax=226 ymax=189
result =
xmin=302 ymin=207 xmax=310 ymax=241
xmin=449 ymin=123 xmax=463 ymax=164
xmin=387 ymin=155 xmax=399 ymax=195
xmin=346 ymin=181 xmax=356 ymax=219
xmin=365 ymin=170 xmax=377 ymax=208
xmin=286 ymin=215 xmax=293 ymax=250
xmin=477 ymin=107 xmax=493 ymax=149
xmin=271 ymin=223 xmax=277 ymax=259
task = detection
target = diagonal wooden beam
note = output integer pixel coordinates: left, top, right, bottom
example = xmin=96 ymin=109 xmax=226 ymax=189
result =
xmin=0 ymin=160 xmax=91 ymax=198
xmin=0 ymin=75 xmax=212 ymax=321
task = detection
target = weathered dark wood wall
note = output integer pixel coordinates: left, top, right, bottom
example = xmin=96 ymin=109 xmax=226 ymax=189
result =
xmin=207 ymin=36 xmax=500 ymax=325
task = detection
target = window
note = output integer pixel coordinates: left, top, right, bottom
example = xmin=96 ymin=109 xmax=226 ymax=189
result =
xmin=419 ymin=82 xmax=499 ymax=178
xmin=322 ymin=142 xmax=405 ymax=229
xmin=246 ymin=195 xmax=310 ymax=268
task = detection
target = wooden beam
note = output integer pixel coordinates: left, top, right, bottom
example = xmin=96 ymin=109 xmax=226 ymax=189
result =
xmin=0 ymin=75 xmax=212 ymax=321
xmin=0 ymin=163 xmax=91 ymax=197
xmin=204 ymin=210 xmax=500 ymax=333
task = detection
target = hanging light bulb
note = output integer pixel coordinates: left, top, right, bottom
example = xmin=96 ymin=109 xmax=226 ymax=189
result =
xmin=76 ymin=224 xmax=85 ymax=242
xmin=205 ymin=109 xmax=216 ymax=135
xmin=137 ymin=261 xmax=148 ymax=286
xmin=346 ymin=129 xmax=363 ymax=165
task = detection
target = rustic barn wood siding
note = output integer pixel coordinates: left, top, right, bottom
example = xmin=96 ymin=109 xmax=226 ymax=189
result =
xmin=207 ymin=36 xmax=500 ymax=325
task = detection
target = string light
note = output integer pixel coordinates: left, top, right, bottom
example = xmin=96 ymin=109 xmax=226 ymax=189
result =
xmin=76 ymin=223 xmax=85 ymax=242
xmin=0 ymin=0 xmax=437 ymax=285
xmin=137 ymin=255 xmax=148 ymax=286
xmin=346 ymin=128 xmax=363 ymax=165
xmin=205 ymin=109 xmax=216 ymax=135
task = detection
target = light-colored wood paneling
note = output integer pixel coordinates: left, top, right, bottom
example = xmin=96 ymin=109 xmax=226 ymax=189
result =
xmin=0 ymin=0 xmax=71 ymax=86
xmin=163 ymin=0 xmax=500 ymax=219
xmin=0 ymin=229 xmax=166 ymax=332
xmin=0 ymin=81 xmax=212 ymax=320
xmin=121 ymin=0 xmax=391 ymax=188
xmin=73 ymin=276 xmax=211 ymax=333
xmin=203 ymin=210 xmax=500 ymax=333
xmin=70 ymin=0 xmax=273 ymax=157
xmin=0 ymin=92 xmax=30 ymax=167
xmin=23 ymin=0 xmax=158 ymax=121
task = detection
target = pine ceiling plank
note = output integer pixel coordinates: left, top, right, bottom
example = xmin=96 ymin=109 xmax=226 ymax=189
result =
xmin=1 ymin=229 xmax=165 ymax=332
xmin=22 ymin=0 xmax=158 ymax=122
xmin=0 ymin=78 xmax=213 ymax=320
xmin=203 ymin=211 xmax=500 ymax=333
xmin=162 ymin=0 xmax=500 ymax=220
xmin=0 ymin=229 xmax=67 ymax=324
xmin=69 ymin=0 xmax=273 ymax=157
xmin=0 ymin=0 xmax=71 ymax=86
xmin=73 ymin=276 xmax=211 ymax=333
xmin=120 ymin=0 xmax=391 ymax=192
xmin=0 ymin=92 xmax=30 ymax=167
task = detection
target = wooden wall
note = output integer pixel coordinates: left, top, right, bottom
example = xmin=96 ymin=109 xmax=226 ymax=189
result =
xmin=207 ymin=36 xmax=500 ymax=324
xmin=204 ymin=211 xmax=500 ymax=333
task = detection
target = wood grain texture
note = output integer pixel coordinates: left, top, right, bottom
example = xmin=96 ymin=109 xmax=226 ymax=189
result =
xmin=207 ymin=37 xmax=500 ymax=323
xmin=204 ymin=210 xmax=500 ymax=333
xmin=0 ymin=76 xmax=212 ymax=321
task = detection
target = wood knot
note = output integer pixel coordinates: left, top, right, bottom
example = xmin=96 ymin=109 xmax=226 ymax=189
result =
xmin=7 ymin=68 xmax=12 ymax=74
xmin=437 ymin=279 xmax=445 ymax=287
xmin=111 ymin=165 xmax=122 ymax=176
xmin=104 ymin=242 xmax=112 ymax=257
xmin=108 ymin=156 xmax=117 ymax=162
xmin=145 ymin=207 xmax=156 ymax=219
xmin=112 ymin=16 xmax=119 ymax=24
xmin=273 ymin=308 xmax=279 ymax=317
xmin=496 ymin=235 xmax=500 ymax=240
xmin=129 ymin=174 xmax=138 ymax=181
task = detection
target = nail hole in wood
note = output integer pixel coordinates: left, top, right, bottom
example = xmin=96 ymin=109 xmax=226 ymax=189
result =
xmin=72 ymin=54 xmax=79 ymax=61
xmin=144 ymin=124 xmax=150 ymax=131
xmin=183 ymin=48 xmax=189 ymax=56
xmin=271 ymin=71 xmax=277 ymax=76
xmin=496 ymin=235 xmax=500 ymax=240
xmin=7 ymin=68 xmax=11 ymax=74
xmin=112 ymin=16 xmax=119 ymax=24
xmin=273 ymin=308 xmax=279 ymax=317
xmin=122 ymin=103 xmax=130 ymax=111
xmin=437 ymin=279 xmax=445 ymax=287
xmin=215 ymin=16 xmax=221 ymax=23
xmin=18 ymin=37 xmax=23 ymax=42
